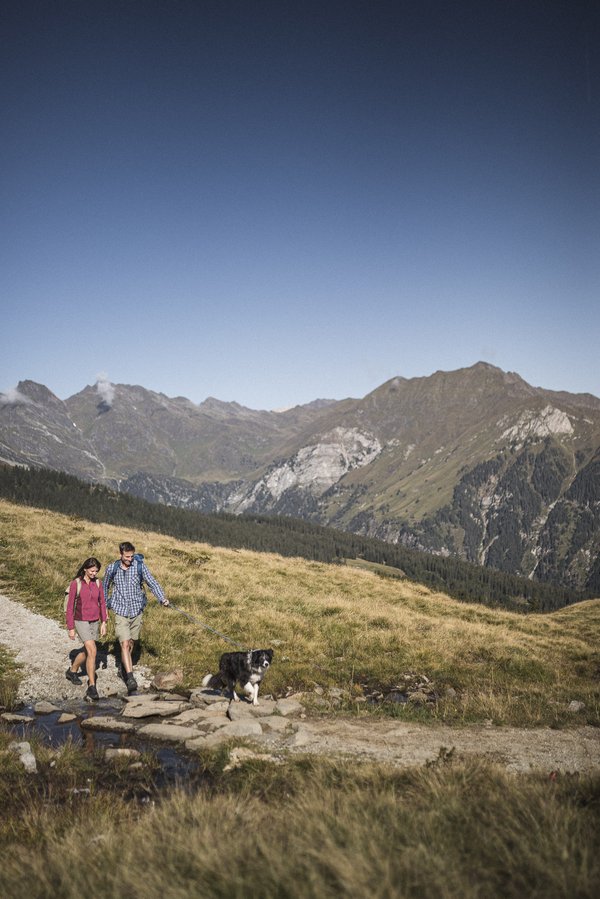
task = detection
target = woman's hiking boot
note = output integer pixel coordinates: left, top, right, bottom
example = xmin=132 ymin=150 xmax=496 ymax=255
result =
xmin=85 ymin=684 xmax=99 ymax=702
xmin=126 ymin=673 xmax=138 ymax=695
xmin=65 ymin=668 xmax=82 ymax=685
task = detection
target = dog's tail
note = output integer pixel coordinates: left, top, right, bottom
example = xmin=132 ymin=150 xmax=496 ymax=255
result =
xmin=202 ymin=672 xmax=223 ymax=689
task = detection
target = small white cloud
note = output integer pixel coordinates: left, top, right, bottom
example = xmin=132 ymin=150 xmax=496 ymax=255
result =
xmin=0 ymin=386 xmax=32 ymax=406
xmin=96 ymin=373 xmax=115 ymax=408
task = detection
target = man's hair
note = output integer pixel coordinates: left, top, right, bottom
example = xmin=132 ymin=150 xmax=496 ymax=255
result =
xmin=119 ymin=541 xmax=136 ymax=554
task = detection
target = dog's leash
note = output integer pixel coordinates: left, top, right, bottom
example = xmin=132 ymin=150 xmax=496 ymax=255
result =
xmin=168 ymin=603 xmax=333 ymax=679
xmin=167 ymin=603 xmax=250 ymax=651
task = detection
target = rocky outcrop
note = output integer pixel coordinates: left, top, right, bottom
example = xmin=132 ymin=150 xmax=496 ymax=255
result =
xmin=227 ymin=427 xmax=382 ymax=515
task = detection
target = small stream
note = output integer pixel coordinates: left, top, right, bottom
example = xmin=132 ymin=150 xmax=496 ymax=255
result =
xmin=4 ymin=698 xmax=201 ymax=789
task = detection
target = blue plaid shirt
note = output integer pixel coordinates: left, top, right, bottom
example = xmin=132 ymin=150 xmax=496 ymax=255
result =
xmin=103 ymin=560 xmax=166 ymax=617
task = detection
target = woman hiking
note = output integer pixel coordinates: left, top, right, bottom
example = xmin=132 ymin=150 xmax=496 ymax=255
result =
xmin=65 ymin=557 xmax=107 ymax=702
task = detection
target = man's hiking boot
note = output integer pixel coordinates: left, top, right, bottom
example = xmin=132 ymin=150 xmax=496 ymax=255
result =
xmin=126 ymin=673 xmax=138 ymax=695
xmin=85 ymin=684 xmax=99 ymax=702
xmin=65 ymin=668 xmax=82 ymax=686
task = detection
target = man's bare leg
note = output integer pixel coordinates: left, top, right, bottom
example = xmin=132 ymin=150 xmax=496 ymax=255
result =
xmin=120 ymin=638 xmax=135 ymax=674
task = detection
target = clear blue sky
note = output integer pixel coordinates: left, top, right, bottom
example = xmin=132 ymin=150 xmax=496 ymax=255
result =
xmin=2 ymin=0 xmax=598 ymax=409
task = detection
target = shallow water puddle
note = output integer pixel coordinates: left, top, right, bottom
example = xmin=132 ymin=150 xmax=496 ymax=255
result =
xmin=4 ymin=699 xmax=201 ymax=788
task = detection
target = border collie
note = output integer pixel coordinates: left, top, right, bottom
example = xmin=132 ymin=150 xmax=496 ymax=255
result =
xmin=202 ymin=649 xmax=274 ymax=705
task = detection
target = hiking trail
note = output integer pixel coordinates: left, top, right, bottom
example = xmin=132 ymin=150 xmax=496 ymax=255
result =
xmin=1 ymin=590 xmax=598 ymax=773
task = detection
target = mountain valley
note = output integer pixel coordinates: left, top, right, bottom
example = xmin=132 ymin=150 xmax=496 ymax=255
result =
xmin=2 ymin=363 xmax=599 ymax=592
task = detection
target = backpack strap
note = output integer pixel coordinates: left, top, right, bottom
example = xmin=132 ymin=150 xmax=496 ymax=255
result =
xmin=74 ymin=577 xmax=82 ymax=619
xmin=108 ymin=557 xmax=144 ymax=588
xmin=104 ymin=561 xmax=118 ymax=591
xmin=136 ymin=554 xmax=144 ymax=588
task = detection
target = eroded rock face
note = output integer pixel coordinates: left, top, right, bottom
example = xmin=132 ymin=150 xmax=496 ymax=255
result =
xmin=230 ymin=428 xmax=382 ymax=512
xmin=499 ymin=405 xmax=574 ymax=446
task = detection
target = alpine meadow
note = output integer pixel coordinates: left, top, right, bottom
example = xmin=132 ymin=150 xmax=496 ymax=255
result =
xmin=1 ymin=360 xmax=600 ymax=899
xmin=0 ymin=497 xmax=599 ymax=898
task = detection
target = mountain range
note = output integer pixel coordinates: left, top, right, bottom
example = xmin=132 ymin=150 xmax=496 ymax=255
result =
xmin=2 ymin=363 xmax=599 ymax=592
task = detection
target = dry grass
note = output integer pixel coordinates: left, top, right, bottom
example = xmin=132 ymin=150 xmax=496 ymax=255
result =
xmin=0 ymin=499 xmax=599 ymax=725
xmin=0 ymin=746 xmax=598 ymax=899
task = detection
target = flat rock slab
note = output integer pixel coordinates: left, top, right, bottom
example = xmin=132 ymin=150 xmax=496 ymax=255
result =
xmin=122 ymin=700 xmax=191 ymax=719
xmin=34 ymin=701 xmax=61 ymax=714
xmin=261 ymin=716 xmax=296 ymax=733
xmin=189 ymin=688 xmax=228 ymax=704
xmin=168 ymin=708 xmax=228 ymax=726
xmin=137 ymin=723 xmax=203 ymax=742
xmin=223 ymin=719 xmax=264 ymax=737
xmin=57 ymin=713 xmax=77 ymax=724
xmin=275 ymin=698 xmax=304 ymax=716
xmin=81 ymin=716 xmax=138 ymax=733
xmin=185 ymin=718 xmax=265 ymax=751
xmin=2 ymin=712 xmax=33 ymax=723
xmin=123 ymin=693 xmax=161 ymax=704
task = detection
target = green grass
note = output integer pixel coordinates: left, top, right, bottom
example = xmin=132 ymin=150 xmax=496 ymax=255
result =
xmin=1 ymin=498 xmax=599 ymax=898
xmin=0 ymin=739 xmax=598 ymax=899
xmin=0 ymin=498 xmax=599 ymax=726
xmin=0 ymin=645 xmax=20 ymax=710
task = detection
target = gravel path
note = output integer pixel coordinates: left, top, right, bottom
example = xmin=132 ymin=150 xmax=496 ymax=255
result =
xmin=0 ymin=591 xmax=151 ymax=703
xmin=1 ymin=590 xmax=599 ymax=773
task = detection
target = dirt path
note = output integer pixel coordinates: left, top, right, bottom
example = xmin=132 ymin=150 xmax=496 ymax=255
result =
xmin=0 ymin=591 xmax=152 ymax=703
xmin=1 ymin=591 xmax=599 ymax=773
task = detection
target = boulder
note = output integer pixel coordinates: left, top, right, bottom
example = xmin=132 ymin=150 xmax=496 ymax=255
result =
xmin=57 ymin=713 xmax=77 ymax=724
xmin=287 ymin=727 xmax=313 ymax=747
xmin=34 ymin=701 xmax=60 ymax=715
xmin=275 ymin=698 xmax=304 ymax=716
xmin=407 ymin=691 xmax=429 ymax=705
xmin=185 ymin=735 xmax=207 ymax=751
xmin=105 ymin=748 xmax=141 ymax=761
xmin=151 ymin=670 xmax=184 ymax=690
xmin=223 ymin=747 xmax=281 ymax=770
xmin=9 ymin=741 xmax=37 ymax=773
xmin=227 ymin=702 xmax=255 ymax=721
xmin=261 ymin=716 xmax=295 ymax=733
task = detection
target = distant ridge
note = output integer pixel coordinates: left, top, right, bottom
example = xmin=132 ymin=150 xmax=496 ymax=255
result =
xmin=1 ymin=363 xmax=599 ymax=592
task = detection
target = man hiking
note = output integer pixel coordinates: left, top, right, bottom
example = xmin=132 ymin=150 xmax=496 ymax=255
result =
xmin=103 ymin=541 xmax=169 ymax=694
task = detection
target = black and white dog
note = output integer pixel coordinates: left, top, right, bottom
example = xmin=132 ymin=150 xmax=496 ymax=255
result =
xmin=202 ymin=649 xmax=274 ymax=705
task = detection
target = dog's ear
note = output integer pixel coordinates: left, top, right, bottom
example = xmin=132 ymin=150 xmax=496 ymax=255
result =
xmin=266 ymin=649 xmax=274 ymax=661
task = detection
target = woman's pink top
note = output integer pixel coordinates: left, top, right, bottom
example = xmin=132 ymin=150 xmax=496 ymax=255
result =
xmin=66 ymin=578 xmax=107 ymax=630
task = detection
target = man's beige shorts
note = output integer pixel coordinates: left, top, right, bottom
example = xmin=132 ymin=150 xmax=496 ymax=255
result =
xmin=113 ymin=612 xmax=143 ymax=642
xmin=75 ymin=619 xmax=100 ymax=643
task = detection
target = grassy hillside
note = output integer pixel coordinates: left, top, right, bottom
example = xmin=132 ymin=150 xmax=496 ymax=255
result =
xmin=0 ymin=463 xmax=586 ymax=610
xmin=1 ymin=498 xmax=598 ymax=727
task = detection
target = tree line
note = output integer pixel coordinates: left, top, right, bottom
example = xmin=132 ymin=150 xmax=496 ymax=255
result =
xmin=0 ymin=464 xmax=589 ymax=612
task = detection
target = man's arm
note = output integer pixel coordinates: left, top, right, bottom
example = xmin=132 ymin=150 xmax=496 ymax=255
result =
xmin=141 ymin=564 xmax=168 ymax=605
